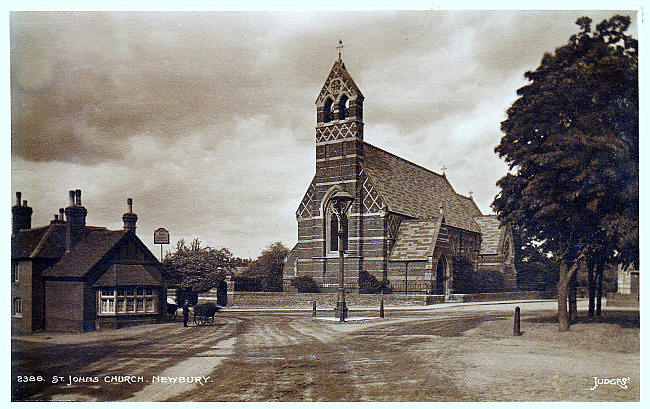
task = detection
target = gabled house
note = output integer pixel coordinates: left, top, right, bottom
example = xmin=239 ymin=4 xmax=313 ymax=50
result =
xmin=11 ymin=190 xmax=166 ymax=334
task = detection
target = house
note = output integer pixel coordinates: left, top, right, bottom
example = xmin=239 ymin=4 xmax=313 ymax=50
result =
xmin=282 ymin=57 xmax=516 ymax=297
xmin=11 ymin=190 xmax=166 ymax=334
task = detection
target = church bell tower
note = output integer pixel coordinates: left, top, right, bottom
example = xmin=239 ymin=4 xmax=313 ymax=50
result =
xmin=314 ymin=56 xmax=365 ymax=186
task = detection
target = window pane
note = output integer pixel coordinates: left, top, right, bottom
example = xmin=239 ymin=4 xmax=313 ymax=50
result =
xmin=101 ymin=289 xmax=114 ymax=296
xmin=126 ymin=298 xmax=135 ymax=312
xmin=136 ymin=287 xmax=144 ymax=296
xmin=116 ymin=298 xmax=125 ymax=312
xmin=117 ymin=288 xmax=125 ymax=296
xmin=126 ymin=288 xmax=134 ymax=296
xmin=136 ymin=299 xmax=144 ymax=312
xmin=145 ymin=288 xmax=153 ymax=296
xmin=330 ymin=213 xmax=338 ymax=251
xmin=145 ymin=299 xmax=154 ymax=312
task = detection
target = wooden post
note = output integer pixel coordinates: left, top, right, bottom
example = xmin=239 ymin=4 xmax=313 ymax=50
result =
xmin=513 ymin=306 xmax=522 ymax=336
xmin=312 ymin=300 xmax=317 ymax=317
xmin=380 ymin=299 xmax=385 ymax=318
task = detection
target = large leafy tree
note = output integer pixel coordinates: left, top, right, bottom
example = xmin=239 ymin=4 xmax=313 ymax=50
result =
xmin=247 ymin=241 xmax=290 ymax=292
xmin=163 ymin=238 xmax=234 ymax=302
xmin=493 ymin=15 xmax=638 ymax=331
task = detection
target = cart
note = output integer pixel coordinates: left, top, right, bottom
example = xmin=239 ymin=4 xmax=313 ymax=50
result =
xmin=192 ymin=303 xmax=219 ymax=326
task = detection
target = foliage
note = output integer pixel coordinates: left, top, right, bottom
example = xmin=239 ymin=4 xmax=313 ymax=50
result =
xmin=493 ymin=15 xmax=638 ymax=265
xmin=492 ymin=15 xmax=637 ymax=329
xmin=358 ymin=270 xmax=391 ymax=294
xmin=451 ymin=256 xmax=476 ymax=294
xmin=291 ymin=275 xmax=320 ymax=293
xmin=512 ymin=228 xmax=560 ymax=291
xmin=163 ymin=238 xmax=233 ymax=302
xmin=246 ymin=242 xmax=289 ymax=292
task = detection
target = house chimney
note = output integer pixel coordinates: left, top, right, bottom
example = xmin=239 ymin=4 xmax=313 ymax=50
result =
xmin=122 ymin=198 xmax=138 ymax=233
xmin=59 ymin=208 xmax=65 ymax=222
xmin=12 ymin=192 xmax=32 ymax=236
xmin=64 ymin=189 xmax=88 ymax=252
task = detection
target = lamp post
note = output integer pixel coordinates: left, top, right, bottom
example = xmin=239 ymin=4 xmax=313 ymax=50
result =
xmin=329 ymin=191 xmax=355 ymax=323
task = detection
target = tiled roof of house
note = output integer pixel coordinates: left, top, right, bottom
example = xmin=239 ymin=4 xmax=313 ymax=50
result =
xmin=473 ymin=215 xmax=504 ymax=255
xmin=93 ymin=264 xmax=159 ymax=287
xmin=43 ymin=230 xmax=128 ymax=278
xmin=362 ymin=143 xmax=481 ymax=233
xmin=11 ymin=226 xmax=50 ymax=259
xmin=389 ymin=218 xmax=442 ymax=261
xmin=30 ymin=223 xmax=69 ymax=259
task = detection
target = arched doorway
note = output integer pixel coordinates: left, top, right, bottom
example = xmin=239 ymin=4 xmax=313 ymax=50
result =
xmin=434 ymin=254 xmax=447 ymax=295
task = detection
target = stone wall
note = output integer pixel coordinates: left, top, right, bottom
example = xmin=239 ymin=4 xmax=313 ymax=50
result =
xmin=225 ymin=290 xmax=564 ymax=309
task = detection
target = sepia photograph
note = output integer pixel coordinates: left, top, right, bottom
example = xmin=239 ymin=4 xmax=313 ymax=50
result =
xmin=8 ymin=3 xmax=641 ymax=403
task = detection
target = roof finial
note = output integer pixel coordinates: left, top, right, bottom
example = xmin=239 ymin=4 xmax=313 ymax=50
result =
xmin=469 ymin=190 xmax=473 ymax=198
xmin=337 ymin=39 xmax=344 ymax=60
xmin=441 ymin=164 xmax=448 ymax=175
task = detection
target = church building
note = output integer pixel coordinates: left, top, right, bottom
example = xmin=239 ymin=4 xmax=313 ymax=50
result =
xmin=282 ymin=57 xmax=516 ymax=297
xmin=11 ymin=190 xmax=167 ymax=334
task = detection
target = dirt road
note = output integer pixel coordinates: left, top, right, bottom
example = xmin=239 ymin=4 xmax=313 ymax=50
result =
xmin=12 ymin=301 xmax=639 ymax=401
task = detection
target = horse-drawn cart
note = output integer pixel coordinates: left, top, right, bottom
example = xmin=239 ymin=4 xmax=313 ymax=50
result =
xmin=192 ymin=303 xmax=220 ymax=326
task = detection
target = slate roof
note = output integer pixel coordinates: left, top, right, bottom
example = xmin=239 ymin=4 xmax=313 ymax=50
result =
xmin=389 ymin=218 xmax=442 ymax=261
xmin=30 ymin=223 xmax=69 ymax=259
xmin=362 ymin=143 xmax=481 ymax=233
xmin=43 ymin=230 xmax=128 ymax=278
xmin=473 ymin=215 xmax=504 ymax=255
xmin=93 ymin=264 xmax=159 ymax=287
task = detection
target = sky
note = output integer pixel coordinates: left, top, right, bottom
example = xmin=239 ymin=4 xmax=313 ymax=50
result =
xmin=9 ymin=8 xmax=640 ymax=259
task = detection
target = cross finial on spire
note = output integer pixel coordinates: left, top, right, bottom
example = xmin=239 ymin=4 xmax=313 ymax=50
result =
xmin=337 ymin=39 xmax=344 ymax=60
xmin=441 ymin=164 xmax=448 ymax=175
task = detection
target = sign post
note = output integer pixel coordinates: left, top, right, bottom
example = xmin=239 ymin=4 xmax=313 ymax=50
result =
xmin=154 ymin=228 xmax=170 ymax=261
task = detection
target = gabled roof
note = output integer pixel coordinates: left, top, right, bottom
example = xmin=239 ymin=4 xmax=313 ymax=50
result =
xmin=316 ymin=59 xmax=364 ymax=104
xmin=362 ymin=143 xmax=481 ymax=233
xmin=456 ymin=194 xmax=483 ymax=218
xmin=43 ymin=230 xmax=128 ymax=278
xmin=389 ymin=218 xmax=442 ymax=261
xmin=30 ymin=223 xmax=69 ymax=259
xmin=11 ymin=226 xmax=50 ymax=259
xmin=93 ymin=264 xmax=159 ymax=287
xmin=473 ymin=215 xmax=504 ymax=255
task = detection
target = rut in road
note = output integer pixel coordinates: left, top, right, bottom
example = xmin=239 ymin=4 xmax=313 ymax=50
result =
xmin=19 ymin=320 xmax=240 ymax=402
xmin=170 ymin=312 xmax=507 ymax=401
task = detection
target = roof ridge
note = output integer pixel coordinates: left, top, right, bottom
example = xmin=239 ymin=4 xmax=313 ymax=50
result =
xmin=363 ymin=142 xmax=445 ymax=179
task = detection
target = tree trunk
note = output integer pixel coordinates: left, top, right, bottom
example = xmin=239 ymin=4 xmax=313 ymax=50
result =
xmin=557 ymin=261 xmax=571 ymax=331
xmin=587 ymin=258 xmax=595 ymax=318
xmin=596 ymin=260 xmax=605 ymax=317
xmin=568 ymin=260 xmax=578 ymax=324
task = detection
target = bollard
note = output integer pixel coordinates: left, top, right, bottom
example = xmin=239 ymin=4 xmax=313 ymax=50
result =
xmin=312 ymin=300 xmax=317 ymax=317
xmin=380 ymin=299 xmax=385 ymax=318
xmin=513 ymin=306 xmax=522 ymax=336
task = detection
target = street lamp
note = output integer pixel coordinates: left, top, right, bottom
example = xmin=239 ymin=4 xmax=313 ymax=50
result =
xmin=329 ymin=190 xmax=355 ymax=322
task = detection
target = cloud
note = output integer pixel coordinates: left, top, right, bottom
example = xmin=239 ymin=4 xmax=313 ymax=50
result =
xmin=10 ymin=10 xmax=637 ymax=257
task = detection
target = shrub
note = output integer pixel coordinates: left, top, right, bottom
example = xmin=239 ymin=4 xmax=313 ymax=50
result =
xmin=359 ymin=270 xmax=391 ymax=294
xmin=291 ymin=275 xmax=320 ymax=293
xmin=473 ymin=270 xmax=506 ymax=293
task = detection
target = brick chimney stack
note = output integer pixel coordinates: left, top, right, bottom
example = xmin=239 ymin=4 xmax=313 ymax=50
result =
xmin=122 ymin=198 xmax=138 ymax=233
xmin=12 ymin=192 xmax=33 ymax=236
xmin=64 ymin=189 xmax=88 ymax=252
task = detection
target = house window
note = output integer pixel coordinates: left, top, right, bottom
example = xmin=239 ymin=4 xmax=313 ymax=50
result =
xmin=11 ymin=264 xmax=19 ymax=283
xmin=97 ymin=286 xmax=157 ymax=315
xmin=13 ymin=298 xmax=22 ymax=317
